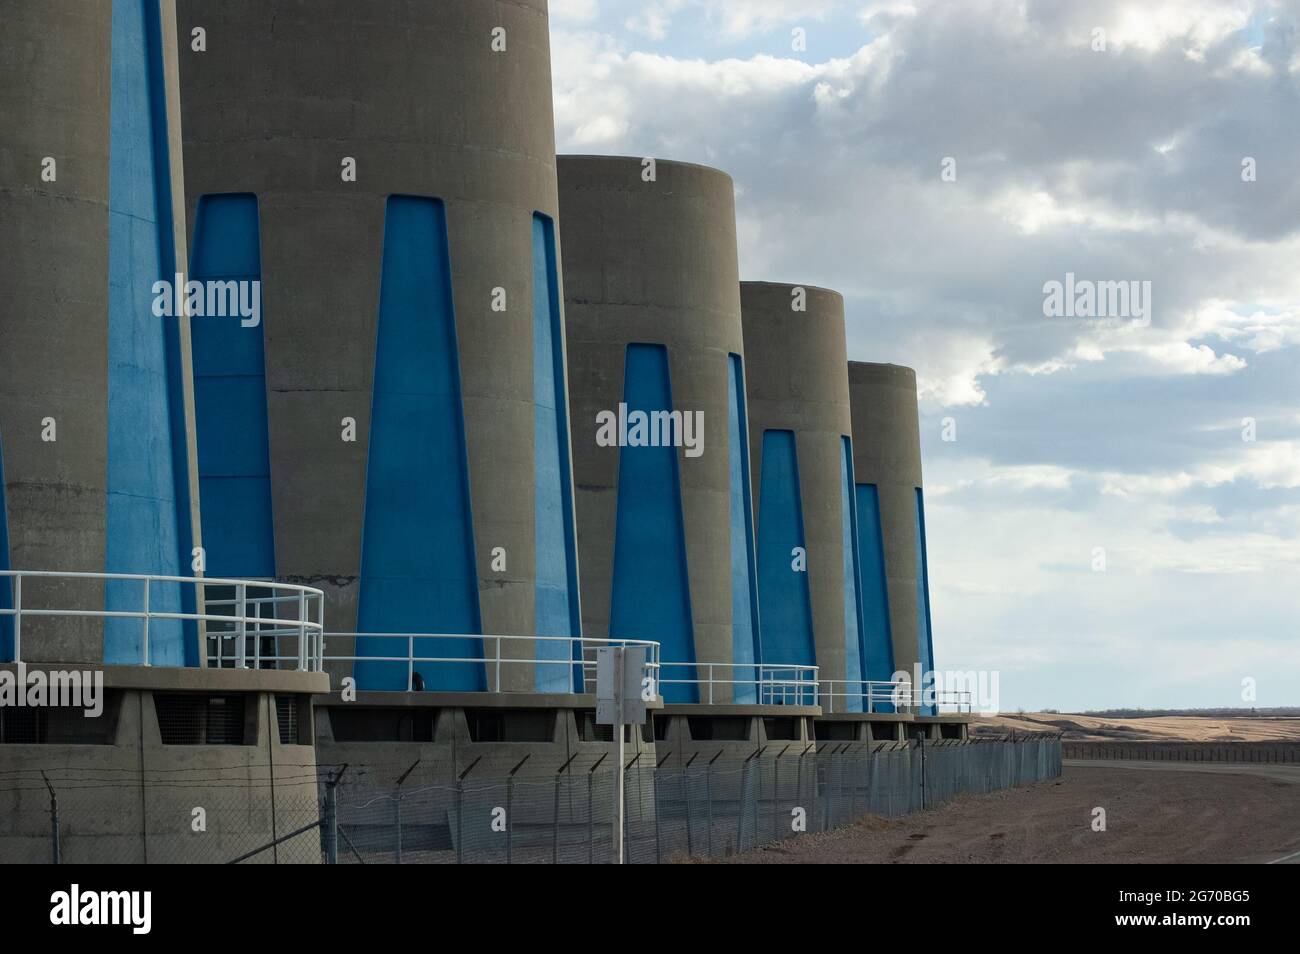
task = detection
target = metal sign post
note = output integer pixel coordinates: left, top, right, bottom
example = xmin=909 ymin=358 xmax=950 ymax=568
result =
xmin=596 ymin=645 xmax=649 ymax=864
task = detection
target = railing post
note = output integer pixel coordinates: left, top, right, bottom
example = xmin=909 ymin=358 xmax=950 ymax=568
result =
xmin=235 ymin=583 xmax=247 ymax=669
xmin=297 ymin=590 xmax=307 ymax=671
xmin=495 ymin=636 xmax=502 ymax=693
xmin=12 ymin=574 xmax=21 ymax=662
xmin=408 ymin=635 xmax=414 ymax=691
xmin=140 ymin=578 xmax=151 ymax=666
xmin=707 ymin=663 xmax=713 ymax=705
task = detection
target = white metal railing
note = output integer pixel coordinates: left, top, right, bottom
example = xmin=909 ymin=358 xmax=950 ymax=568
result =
xmin=656 ymin=661 xmax=820 ymax=706
xmin=0 ymin=570 xmax=325 ymax=671
xmin=819 ymin=679 xmax=974 ymax=714
xmin=323 ymin=632 xmax=660 ymax=695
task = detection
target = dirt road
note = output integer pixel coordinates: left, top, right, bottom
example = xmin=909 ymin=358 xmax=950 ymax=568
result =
xmin=715 ymin=762 xmax=1300 ymax=864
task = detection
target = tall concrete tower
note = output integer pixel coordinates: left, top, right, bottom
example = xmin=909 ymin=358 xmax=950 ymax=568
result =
xmin=847 ymin=362 xmax=936 ymax=701
xmin=740 ymin=283 xmax=870 ymax=712
xmin=557 ymin=156 xmax=763 ymax=706
xmin=176 ymin=0 xmax=580 ymax=693
xmin=0 ymin=0 xmax=324 ymax=863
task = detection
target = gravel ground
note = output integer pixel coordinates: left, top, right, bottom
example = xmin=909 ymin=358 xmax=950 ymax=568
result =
xmin=711 ymin=764 xmax=1300 ymax=863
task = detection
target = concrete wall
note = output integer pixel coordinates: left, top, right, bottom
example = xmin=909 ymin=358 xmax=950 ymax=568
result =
xmin=1 ymin=1 xmax=199 ymax=665
xmin=0 ymin=665 xmax=326 ymax=863
xmin=847 ymin=362 xmax=930 ymax=683
xmin=0 ymin=1 xmax=111 ymax=662
xmin=557 ymin=156 xmax=754 ymax=702
xmin=177 ymin=1 xmax=576 ymax=690
xmin=740 ymin=284 xmax=859 ymax=690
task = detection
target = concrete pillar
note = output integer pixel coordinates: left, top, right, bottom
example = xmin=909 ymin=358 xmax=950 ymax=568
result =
xmin=1 ymin=1 xmax=199 ymax=665
xmin=558 ymin=156 xmax=758 ymax=703
xmin=847 ymin=361 xmax=934 ymax=687
xmin=740 ymin=283 xmax=862 ymax=701
xmin=177 ymin=1 xmax=577 ymax=689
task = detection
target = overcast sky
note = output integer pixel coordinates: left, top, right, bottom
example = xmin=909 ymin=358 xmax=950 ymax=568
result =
xmin=549 ymin=0 xmax=1300 ymax=712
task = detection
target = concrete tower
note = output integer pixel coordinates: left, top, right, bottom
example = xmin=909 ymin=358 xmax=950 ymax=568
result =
xmin=176 ymin=0 xmax=580 ymax=693
xmin=0 ymin=0 xmax=324 ymax=863
xmin=558 ymin=156 xmax=764 ymax=709
xmin=847 ymin=362 xmax=936 ymax=702
xmin=740 ymin=283 xmax=870 ymax=712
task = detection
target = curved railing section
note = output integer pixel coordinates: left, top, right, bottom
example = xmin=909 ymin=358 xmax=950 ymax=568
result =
xmin=0 ymin=570 xmax=325 ymax=671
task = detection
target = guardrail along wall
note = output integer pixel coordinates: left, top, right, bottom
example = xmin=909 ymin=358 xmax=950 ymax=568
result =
xmin=740 ymin=284 xmax=867 ymax=706
xmin=177 ymin=0 xmax=580 ymax=691
xmin=847 ymin=362 xmax=935 ymax=701
xmin=0 ymin=1 xmax=197 ymax=665
xmin=557 ymin=156 xmax=759 ymax=704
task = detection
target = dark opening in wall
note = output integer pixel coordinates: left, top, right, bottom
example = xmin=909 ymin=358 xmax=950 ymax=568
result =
xmin=0 ymin=693 xmax=123 ymax=745
xmin=940 ymin=722 xmax=963 ymax=740
xmin=687 ymin=716 xmax=750 ymax=741
xmin=276 ymin=694 xmax=313 ymax=745
xmin=763 ymin=716 xmax=800 ymax=741
xmin=328 ymin=707 xmax=436 ymax=742
xmin=575 ymin=711 xmax=641 ymax=744
xmin=868 ymin=722 xmax=899 ymax=742
xmin=653 ymin=714 xmax=671 ymax=741
xmin=814 ymin=720 xmax=857 ymax=741
xmin=466 ymin=708 xmax=555 ymax=743
xmin=154 ymin=693 xmax=250 ymax=745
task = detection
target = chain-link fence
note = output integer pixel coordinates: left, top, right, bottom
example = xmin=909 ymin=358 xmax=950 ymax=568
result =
xmin=2 ymin=738 xmax=1060 ymax=863
xmin=1062 ymin=740 xmax=1300 ymax=763
xmin=0 ymin=763 xmax=323 ymax=864
xmin=327 ymin=737 xmax=1061 ymax=864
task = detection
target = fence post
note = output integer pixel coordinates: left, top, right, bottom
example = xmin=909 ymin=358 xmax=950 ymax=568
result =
xmin=42 ymin=772 xmax=58 ymax=864
xmin=706 ymin=752 xmax=719 ymax=857
xmin=553 ymin=753 xmax=577 ymax=864
xmin=682 ymin=753 xmax=696 ymax=857
xmin=506 ymin=754 xmax=530 ymax=865
xmin=323 ymin=779 xmax=338 ymax=864
xmin=919 ymin=734 xmax=927 ymax=811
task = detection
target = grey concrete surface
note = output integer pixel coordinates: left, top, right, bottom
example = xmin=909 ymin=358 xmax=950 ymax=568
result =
xmin=0 ymin=0 xmax=112 ymax=662
xmin=557 ymin=155 xmax=746 ymax=697
xmin=177 ymin=1 xmax=569 ymax=687
xmin=0 ymin=680 xmax=321 ymax=864
xmin=847 ymin=362 xmax=926 ymax=680
xmin=741 ymin=283 xmax=854 ymax=684
xmin=315 ymin=700 xmax=657 ymax=787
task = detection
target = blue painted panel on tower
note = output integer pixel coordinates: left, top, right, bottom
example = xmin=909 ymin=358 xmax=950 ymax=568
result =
xmin=756 ymin=430 xmax=815 ymax=670
xmin=532 ymin=214 xmax=582 ymax=692
xmin=0 ymin=436 xmax=11 ymax=660
xmin=853 ymin=484 xmax=896 ymax=706
xmin=839 ymin=437 xmax=866 ymax=711
xmin=728 ymin=355 xmax=761 ymax=703
xmin=105 ymin=0 xmax=190 ymax=665
xmin=356 ymin=196 xmax=483 ymax=691
xmin=609 ymin=344 xmax=697 ymax=703
xmin=190 ymin=193 xmax=275 ymax=581
xmin=915 ymin=488 xmax=937 ymax=715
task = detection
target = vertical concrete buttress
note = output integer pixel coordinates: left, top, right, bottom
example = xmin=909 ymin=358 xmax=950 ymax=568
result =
xmin=741 ymin=283 xmax=861 ymax=695
xmin=177 ymin=0 xmax=577 ymax=687
xmin=558 ymin=156 xmax=756 ymax=702
xmin=847 ymin=361 xmax=929 ymax=683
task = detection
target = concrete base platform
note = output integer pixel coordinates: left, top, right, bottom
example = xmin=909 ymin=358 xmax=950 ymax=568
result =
xmin=0 ymin=663 xmax=326 ymax=864
xmin=650 ymin=704 xmax=821 ymax=768
xmin=314 ymin=691 xmax=658 ymax=789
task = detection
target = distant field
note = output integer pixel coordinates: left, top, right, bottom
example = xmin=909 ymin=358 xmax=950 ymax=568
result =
xmin=971 ymin=711 xmax=1300 ymax=743
xmin=715 ymin=763 xmax=1300 ymax=864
